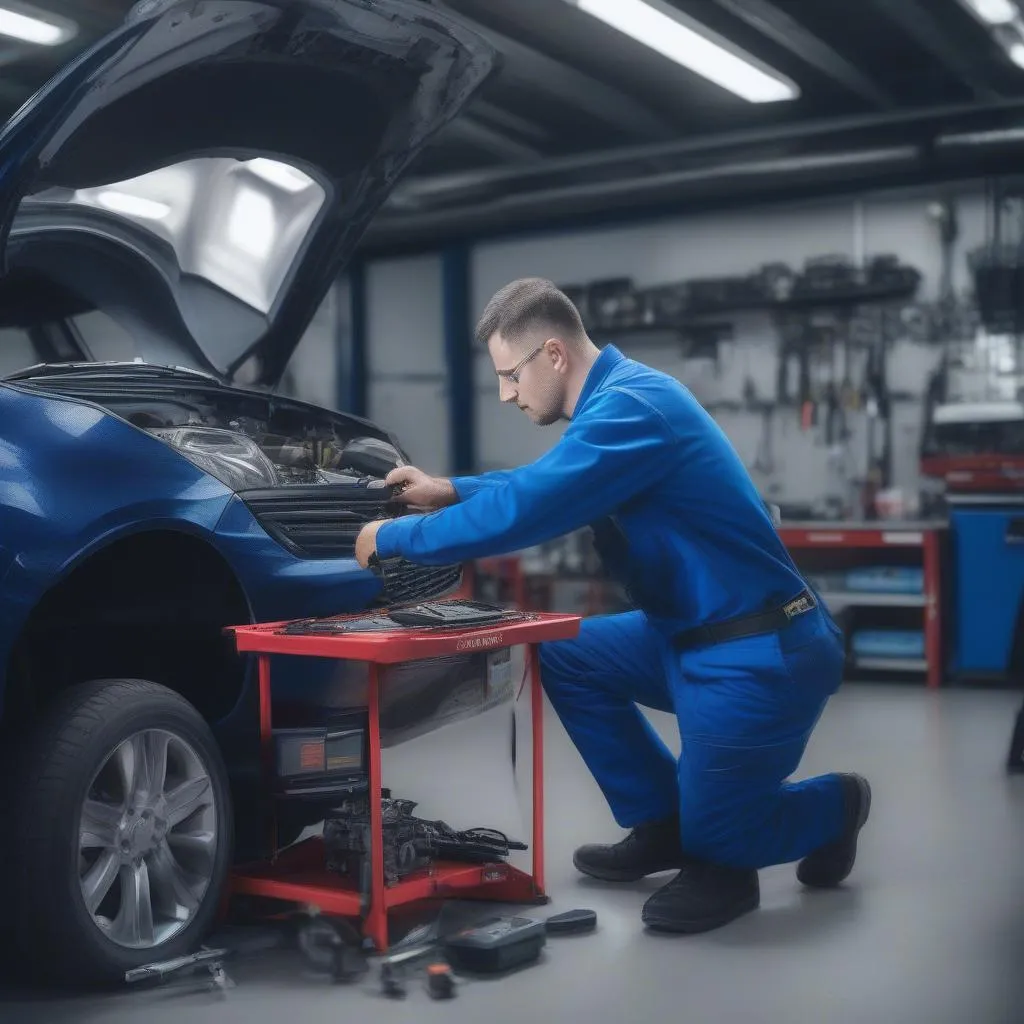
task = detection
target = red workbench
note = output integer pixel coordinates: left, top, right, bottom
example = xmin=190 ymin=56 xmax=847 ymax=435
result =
xmin=779 ymin=521 xmax=946 ymax=689
xmin=226 ymin=608 xmax=581 ymax=952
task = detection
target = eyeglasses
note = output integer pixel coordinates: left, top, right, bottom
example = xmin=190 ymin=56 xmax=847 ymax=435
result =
xmin=495 ymin=344 xmax=544 ymax=385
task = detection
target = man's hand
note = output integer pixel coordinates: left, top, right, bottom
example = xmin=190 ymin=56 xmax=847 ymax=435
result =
xmin=355 ymin=519 xmax=386 ymax=569
xmin=385 ymin=466 xmax=458 ymax=512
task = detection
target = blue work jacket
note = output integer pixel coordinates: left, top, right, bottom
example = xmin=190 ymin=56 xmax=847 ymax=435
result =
xmin=375 ymin=344 xmax=807 ymax=639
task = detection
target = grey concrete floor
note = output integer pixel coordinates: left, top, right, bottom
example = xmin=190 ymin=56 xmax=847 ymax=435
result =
xmin=5 ymin=681 xmax=1024 ymax=1024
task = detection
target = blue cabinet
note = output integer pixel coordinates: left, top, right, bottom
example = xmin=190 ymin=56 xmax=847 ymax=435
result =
xmin=950 ymin=508 xmax=1024 ymax=674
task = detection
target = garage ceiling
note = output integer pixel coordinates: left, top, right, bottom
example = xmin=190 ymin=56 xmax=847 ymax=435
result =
xmin=3 ymin=0 xmax=1024 ymax=250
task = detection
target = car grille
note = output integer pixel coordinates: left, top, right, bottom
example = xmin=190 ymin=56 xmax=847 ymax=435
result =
xmin=375 ymin=560 xmax=464 ymax=607
xmin=241 ymin=488 xmax=463 ymax=604
xmin=241 ymin=487 xmax=390 ymax=558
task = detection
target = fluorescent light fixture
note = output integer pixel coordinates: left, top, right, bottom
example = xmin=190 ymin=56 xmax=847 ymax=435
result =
xmin=0 ymin=4 xmax=75 ymax=45
xmin=962 ymin=0 xmax=1018 ymax=25
xmin=936 ymin=126 xmax=1024 ymax=146
xmin=570 ymin=0 xmax=798 ymax=103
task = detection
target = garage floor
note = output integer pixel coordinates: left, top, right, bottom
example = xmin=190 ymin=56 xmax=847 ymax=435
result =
xmin=5 ymin=681 xmax=1024 ymax=1024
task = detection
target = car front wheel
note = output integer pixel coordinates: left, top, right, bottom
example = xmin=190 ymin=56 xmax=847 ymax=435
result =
xmin=5 ymin=678 xmax=233 ymax=988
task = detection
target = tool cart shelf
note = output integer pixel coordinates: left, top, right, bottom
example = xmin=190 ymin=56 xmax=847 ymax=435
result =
xmin=225 ymin=607 xmax=581 ymax=952
xmin=779 ymin=522 xmax=947 ymax=688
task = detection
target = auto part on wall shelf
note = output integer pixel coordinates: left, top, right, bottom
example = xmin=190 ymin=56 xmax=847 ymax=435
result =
xmin=558 ymin=254 xmax=923 ymax=339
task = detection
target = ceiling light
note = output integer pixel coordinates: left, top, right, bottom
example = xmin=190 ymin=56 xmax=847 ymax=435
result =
xmin=1010 ymin=40 xmax=1024 ymax=66
xmin=963 ymin=0 xmax=1018 ymax=25
xmin=571 ymin=0 xmax=798 ymax=103
xmin=0 ymin=5 xmax=75 ymax=45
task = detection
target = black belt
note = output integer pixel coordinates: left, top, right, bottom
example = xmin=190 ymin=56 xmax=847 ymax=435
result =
xmin=672 ymin=589 xmax=817 ymax=652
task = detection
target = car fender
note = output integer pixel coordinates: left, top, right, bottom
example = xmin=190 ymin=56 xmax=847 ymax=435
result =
xmin=0 ymin=385 xmax=236 ymax=685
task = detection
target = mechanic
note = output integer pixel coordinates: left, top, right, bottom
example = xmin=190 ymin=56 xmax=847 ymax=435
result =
xmin=354 ymin=277 xmax=870 ymax=935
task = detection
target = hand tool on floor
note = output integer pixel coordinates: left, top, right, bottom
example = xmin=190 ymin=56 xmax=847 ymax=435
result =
xmin=297 ymin=913 xmax=369 ymax=984
xmin=380 ymin=961 xmax=407 ymax=999
xmin=427 ymin=962 xmax=458 ymax=999
xmin=544 ymin=908 xmax=598 ymax=935
xmin=124 ymin=947 xmax=234 ymax=995
xmin=442 ymin=914 xmax=548 ymax=974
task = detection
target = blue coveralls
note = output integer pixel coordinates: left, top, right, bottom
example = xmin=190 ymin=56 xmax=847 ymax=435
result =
xmin=375 ymin=344 xmax=847 ymax=870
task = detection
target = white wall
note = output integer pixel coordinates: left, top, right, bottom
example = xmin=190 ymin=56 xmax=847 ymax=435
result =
xmin=365 ymin=254 xmax=452 ymax=473
xmin=342 ymin=181 xmax=1000 ymax=515
xmin=276 ymin=280 xmax=341 ymax=410
xmin=468 ymin=182 xmax=989 ymax=514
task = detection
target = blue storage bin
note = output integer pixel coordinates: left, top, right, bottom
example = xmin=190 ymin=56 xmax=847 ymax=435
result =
xmin=844 ymin=566 xmax=924 ymax=594
xmin=951 ymin=509 xmax=1024 ymax=675
xmin=851 ymin=629 xmax=925 ymax=659
xmin=805 ymin=572 xmax=845 ymax=593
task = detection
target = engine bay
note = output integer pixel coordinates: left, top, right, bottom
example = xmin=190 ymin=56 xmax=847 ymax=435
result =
xmin=5 ymin=362 xmax=407 ymax=489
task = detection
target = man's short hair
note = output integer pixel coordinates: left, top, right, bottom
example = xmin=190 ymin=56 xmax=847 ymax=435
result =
xmin=475 ymin=277 xmax=587 ymax=347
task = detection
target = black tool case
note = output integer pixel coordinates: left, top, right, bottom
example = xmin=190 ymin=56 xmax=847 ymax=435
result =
xmin=442 ymin=915 xmax=547 ymax=973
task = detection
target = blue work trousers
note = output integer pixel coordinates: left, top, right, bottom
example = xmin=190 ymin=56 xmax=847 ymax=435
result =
xmin=539 ymin=606 xmax=847 ymax=869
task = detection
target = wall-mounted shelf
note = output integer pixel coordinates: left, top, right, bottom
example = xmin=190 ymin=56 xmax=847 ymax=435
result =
xmin=853 ymin=656 xmax=929 ymax=673
xmin=582 ymin=276 xmax=922 ymax=341
xmin=816 ymin=591 xmax=927 ymax=608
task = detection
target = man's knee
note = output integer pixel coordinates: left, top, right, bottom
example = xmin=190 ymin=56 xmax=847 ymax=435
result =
xmin=538 ymin=637 xmax=581 ymax=700
xmin=538 ymin=615 xmax=607 ymax=688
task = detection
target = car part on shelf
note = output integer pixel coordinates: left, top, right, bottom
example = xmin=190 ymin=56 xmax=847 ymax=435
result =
xmin=323 ymin=792 xmax=528 ymax=890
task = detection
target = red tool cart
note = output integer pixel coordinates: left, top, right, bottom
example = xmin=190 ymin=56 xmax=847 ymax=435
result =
xmin=225 ymin=608 xmax=581 ymax=952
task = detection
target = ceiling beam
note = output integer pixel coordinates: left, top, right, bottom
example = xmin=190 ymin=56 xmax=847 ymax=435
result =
xmin=469 ymin=99 xmax=551 ymax=144
xmin=442 ymin=115 xmax=543 ymax=162
xmin=862 ymin=0 xmax=1002 ymax=101
xmin=389 ymin=93 xmax=1024 ymax=208
xmin=706 ymin=0 xmax=894 ymax=108
xmin=459 ymin=20 xmax=675 ymax=140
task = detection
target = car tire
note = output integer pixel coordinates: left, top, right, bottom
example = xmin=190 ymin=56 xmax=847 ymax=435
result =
xmin=4 ymin=678 xmax=233 ymax=988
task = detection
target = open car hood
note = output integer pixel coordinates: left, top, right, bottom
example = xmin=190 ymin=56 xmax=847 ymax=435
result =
xmin=0 ymin=0 xmax=495 ymax=388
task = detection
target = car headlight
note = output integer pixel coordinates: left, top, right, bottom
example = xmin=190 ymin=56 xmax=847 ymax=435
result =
xmin=148 ymin=426 xmax=279 ymax=491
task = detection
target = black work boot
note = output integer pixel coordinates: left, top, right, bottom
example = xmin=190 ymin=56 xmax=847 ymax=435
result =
xmin=573 ymin=815 xmax=685 ymax=882
xmin=796 ymin=773 xmax=872 ymax=888
xmin=641 ymin=860 xmax=760 ymax=934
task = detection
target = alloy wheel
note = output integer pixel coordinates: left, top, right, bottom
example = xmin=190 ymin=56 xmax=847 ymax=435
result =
xmin=77 ymin=728 xmax=219 ymax=949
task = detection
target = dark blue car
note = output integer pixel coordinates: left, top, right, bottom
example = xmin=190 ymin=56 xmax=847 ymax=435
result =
xmin=0 ymin=0 xmax=493 ymax=986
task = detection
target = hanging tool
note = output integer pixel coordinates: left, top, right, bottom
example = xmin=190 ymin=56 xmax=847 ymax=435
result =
xmin=752 ymin=405 xmax=776 ymax=475
xmin=838 ymin=310 xmax=858 ymax=411
xmin=798 ymin=337 xmax=815 ymax=431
